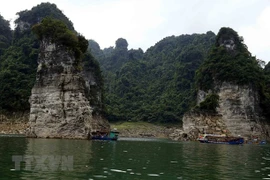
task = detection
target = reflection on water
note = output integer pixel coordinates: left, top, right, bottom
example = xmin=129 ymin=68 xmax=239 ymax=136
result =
xmin=0 ymin=136 xmax=28 ymax=179
xmin=0 ymin=137 xmax=270 ymax=179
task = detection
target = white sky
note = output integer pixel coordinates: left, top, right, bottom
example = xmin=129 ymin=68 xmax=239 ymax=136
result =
xmin=0 ymin=0 xmax=269 ymax=62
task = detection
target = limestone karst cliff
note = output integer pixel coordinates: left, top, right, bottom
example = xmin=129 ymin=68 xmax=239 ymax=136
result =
xmin=179 ymin=27 xmax=269 ymax=141
xmin=26 ymin=18 xmax=109 ymax=139
xmin=182 ymin=82 xmax=264 ymax=140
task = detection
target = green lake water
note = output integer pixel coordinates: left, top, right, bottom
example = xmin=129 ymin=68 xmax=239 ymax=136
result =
xmin=0 ymin=136 xmax=270 ymax=180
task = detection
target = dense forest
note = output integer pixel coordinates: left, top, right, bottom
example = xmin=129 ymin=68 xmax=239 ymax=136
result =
xmin=0 ymin=2 xmax=270 ymax=123
xmin=0 ymin=3 xmax=101 ymax=114
xmin=91 ymin=28 xmax=270 ymax=123
xmin=89 ymin=32 xmax=216 ymax=122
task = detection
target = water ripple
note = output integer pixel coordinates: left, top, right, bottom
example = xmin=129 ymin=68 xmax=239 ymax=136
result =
xmin=263 ymin=157 xmax=270 ymax=161
xmin=93 ymin=175 xmax=107 ymax=178
xmin=110 ymin=169 xmax=126 ymax=173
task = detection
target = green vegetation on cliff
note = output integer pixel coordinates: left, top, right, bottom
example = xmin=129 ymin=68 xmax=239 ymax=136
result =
xmin=82 ymin=52 xmax=105 ymax=115
xmin=195 ymin=27 xmax=270 ymax=118
xmin=196 ymin=27 xmax=263 ymax=92
xmin=32 ymin=17 xmax=88 ymax=61
xmin=90 ymin=28 xmax=270 ymax=122
xmin=261 ymin=62 xmax=270 ymax=119
xmin=0 ymin=14 xmax=12 ymax=56
xmin=196 ymin=93 xmax=219 ymax=113
xmin=14 ymin=2 xmax=74 ymax=41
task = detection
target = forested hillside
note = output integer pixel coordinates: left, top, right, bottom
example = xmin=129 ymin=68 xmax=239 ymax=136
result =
xmin=0 ymin=3 xmax=102 ymax=114
xmin=261 ymin=62 xmax=270 ymax=119
xmin=89 ymin=32 xmax=216 ymax=123
xmin=0 ymin=15 xmax=12 ymax=56
xmin=1 ymin=2 xmax=270 ymax=124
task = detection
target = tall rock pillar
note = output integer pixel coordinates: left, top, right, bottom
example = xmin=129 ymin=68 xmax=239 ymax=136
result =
xmin=26 ymin=39 xmax=109 ymax=139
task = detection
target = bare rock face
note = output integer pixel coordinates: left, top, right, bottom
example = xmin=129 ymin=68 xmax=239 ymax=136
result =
xmin=26 ymin=39 xmax=110 ymax=139
xmin=182 ymin=82 xmax=265 ymax=140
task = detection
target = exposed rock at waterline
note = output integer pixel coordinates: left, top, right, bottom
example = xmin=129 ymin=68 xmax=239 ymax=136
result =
xmin=182 ymin=82 xmax=265 ymax=141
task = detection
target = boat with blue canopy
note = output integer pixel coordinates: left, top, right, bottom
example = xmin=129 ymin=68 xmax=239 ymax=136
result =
xmin=91 ymin=129 xmax=119 ymax=141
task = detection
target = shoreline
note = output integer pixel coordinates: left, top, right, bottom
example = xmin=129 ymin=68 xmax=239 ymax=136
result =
xmin=0 ymin=121 xmax=183 ymax=140
xmin=0 ymin=121 xmax=27 ymax=135
xmin=110 ymin=121 xmax=181 ymax=139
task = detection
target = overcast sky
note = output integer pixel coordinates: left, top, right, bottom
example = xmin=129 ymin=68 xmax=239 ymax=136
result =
xmin=0 ymin=0 xmax=269 ymax=62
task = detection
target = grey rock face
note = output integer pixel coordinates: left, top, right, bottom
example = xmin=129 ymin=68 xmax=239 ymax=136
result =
xmin=217 ymin=82 xmax=262 ymax=137
xmin=16 ymin=20 xmax=31 ymax=32
xmin=81 ymin=68 xmax=103 ymax=116
xmin=183 ymin=82 xmax=265 ymax=140
xmin=221 ymin=39 xmax=236 ymax=51
xmin=26 ymin=39 xmax=109 ymax=139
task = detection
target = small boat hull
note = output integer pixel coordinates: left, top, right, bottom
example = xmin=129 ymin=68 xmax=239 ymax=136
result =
xmin=91 ymin=130 xmax=119 ymax=141
xmin=91 ymin=136 xmax=118 ymax=141
xmin=199 ymin=138 xmax=244 ymax=145
xmin=198 ymin=134 xmax=244 ymax=145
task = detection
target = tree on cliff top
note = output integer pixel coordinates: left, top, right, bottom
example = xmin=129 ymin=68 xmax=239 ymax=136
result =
xmin=0 ymin=14 xmax=12 ymax=56
xmin=196 ymin=27 xmax=263 ymax=91
xmin=0 ymin=4 xmax=90 ymax=113
xmin=32 ymin=17 xmax=88 ymax=61
xmin=15 ymin=2 xmax=74 ymax=30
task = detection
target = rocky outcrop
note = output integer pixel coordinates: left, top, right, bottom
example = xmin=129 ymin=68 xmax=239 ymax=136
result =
xmin=180 ymin=28 xmax=270 ymax=141
xmin=16 ymin=21 xmax=31 ymax=32
xmin=81 ymin=64 xmax=103 ymax=116
xmin=26 ymin=39 xmax=109 ymax=139
xmin=182 ymin=82 xmax=265 ymax=140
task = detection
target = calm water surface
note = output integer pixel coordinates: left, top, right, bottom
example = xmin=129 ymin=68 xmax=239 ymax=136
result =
xmin=0 ymin=136 xmax=270 ymax=180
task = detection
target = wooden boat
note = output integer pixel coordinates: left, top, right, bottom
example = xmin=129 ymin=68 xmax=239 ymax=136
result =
xmin=198 ymin=134 xmax=244 ymax=145
xmin=91 ymin=130 xmax=119 ymax=141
